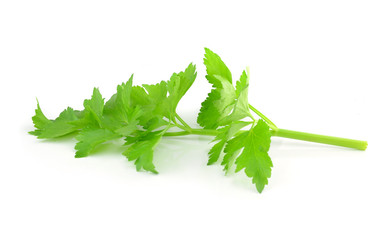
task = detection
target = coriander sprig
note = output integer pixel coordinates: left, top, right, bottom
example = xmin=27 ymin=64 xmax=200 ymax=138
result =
xmin=30 ymin=48 xmax=367 ymax=193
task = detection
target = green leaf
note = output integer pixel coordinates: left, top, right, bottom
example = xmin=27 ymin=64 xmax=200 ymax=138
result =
xmin=104 ymin=75 xmax=134 ymax=123
xmin=143 ymin=116 xmax=169 ymax=131
xmin=74 ymin=87 xmax=106 ymax=128
xmin=75 ymin=128 xmax=120 ymax=158
xmin=122 ymin=131 xmax=163 ymax=174
xmin=102 ymin=75 xmax=143 ymax=134
xmin=203 ymin=47 xmax=232 ymax=86
xmin=84 ymin=88 xmax=104 ymax=120
xmin=198 ymin=79 xmax=236 ymax=129
xmin=143 ymin=81 xmax=168 ymax=105
xmin=198 ymin=49 xmax=253 ymax=129
xmin=208 ymin=121 xmax=250 ymax=165
xmin=124 ymin=130 xmax=146 ymax=145
xmin=29 ymin=100 xmax=51 ymax=136
xmin=166 ymin=63 xmax=197 ymax=117
xmin=143 ymin=81 xmax=168 ymax=117
xmin=130 ymin=82 xmax=168 ymax=128
xmin=233 ymin=120 xmax=272 ymax=193
xmin=221 ymin=129 xmax=248 ymax=174
xmin=197 ymin=48 xmax=238 ymax=129
xmin=113 ymin=106 xmax=142 ymax=136
xmin=34 ymin=107 xmax=80 ymax=138
xmin=235 ymin=70 xmax=248 ymax=96
xmin=219 ymin=70 xmax=252 ymax=125
xmin=128 ymin=64 xmax=196 ymax=127
xmin=129 ymin=86 xmax=151 ymax=107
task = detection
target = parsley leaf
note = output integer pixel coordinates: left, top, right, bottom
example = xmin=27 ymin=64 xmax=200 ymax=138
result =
xmin=31 ymin=106 xmax=80 ymax=138
xmin=102 ymin=75 xmax=143 ymax=135
xmin=130 ymin=82 xmax=168 ymax=129
xmin=29 ymin=100 xmax=51 ymax=136
xmin=198 ymin=48 xmax=252 ymax=129
xmin=203 ymin=47 xmax=232 ymax=86
xmin=208 ymin=121 xmax=250 ymax=165
xmin=128 ymin=63 xmax=196 ymax=130
xmin=74 ymin=87 xmax=106 ymax=128
xmin=83 ymin=88 xmax=104 ymax=125
xmin=219 ymin=70 xmax=252 ymax=125
xmin=123 ymin=130 xmax=165 ymax=174
xmin=75 ymin=128 xmax=120 ymax=158
xmin=197 ymin=49 xmax=236 ymax=129
xmin=221 ymin=128 xmax=248 ymax=174
xmin=104 ymin=75 xmax=134 ymax=124
xmin=166 ymin=63 xmax=197 ymax=119
xmin=230 ymin=120 xmax=272 ymax=193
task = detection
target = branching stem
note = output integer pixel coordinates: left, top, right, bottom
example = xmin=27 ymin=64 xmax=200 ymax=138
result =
xmin=175 ymin=113 xmax=192 ymax=132
xmin=248 ymin=104 xmax=277 ymax=130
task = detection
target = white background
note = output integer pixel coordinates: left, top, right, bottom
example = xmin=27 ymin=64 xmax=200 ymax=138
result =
xmin=1 ymin=0 xmax=382 ymax=239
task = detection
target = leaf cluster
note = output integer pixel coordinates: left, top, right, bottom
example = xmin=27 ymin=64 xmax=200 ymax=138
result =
xmin=30 ymin=49 xmax=273 ymax=192
xmin=31 ymin=64 xmax=197 ymax=174
xmin=198 ymin=48 xmax=272 ymax=192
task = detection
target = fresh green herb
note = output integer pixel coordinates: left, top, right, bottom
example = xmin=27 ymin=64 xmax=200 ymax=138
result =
xmin=30 ymin=48 xmax=368 ymax=193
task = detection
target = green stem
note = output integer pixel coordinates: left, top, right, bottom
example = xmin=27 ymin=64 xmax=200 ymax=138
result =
xmin=164 ymin=128 xmax=218 ymax=137
xmin=163 ymin=128 xmax=368 ymax=151
xmin=248 ymin=104 xmax=278 ymax=130
xmin=271 ymin=128 xmax=368 ymax=150
xmin=175 ymin=113 xmax=192 ymax=132
xmin=163 ymin=131 xmax=190 ymax=137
